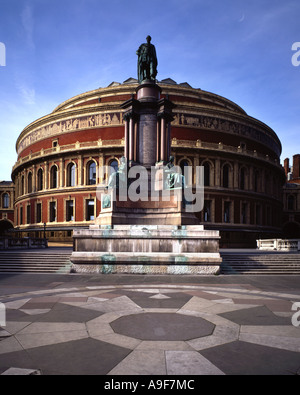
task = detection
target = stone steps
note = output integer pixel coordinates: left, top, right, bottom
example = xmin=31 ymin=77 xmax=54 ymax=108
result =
xmin=220 ymin=253 xmax=300 ymax=275
xmin=0 ymin=252 xmax=72 ymax=274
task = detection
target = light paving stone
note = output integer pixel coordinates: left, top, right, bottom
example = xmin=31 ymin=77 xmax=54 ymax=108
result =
xmin=87 ymin=297 xmax=109 ymax=303
xmin=3 ymin=321 xmax=31 ymax=335
xmin=16 ymin=330 xmax=88 ymax=349
xmin=166 ymin=351 xmax=225 ymax=375
xmin=180 ymin=296 xmax=218 ymax=312
xmin=18 ymin=322 xmax=86 ymax=335
xmin=239 ymin=333 xmax=300 ymax=352
xmin=94 ymin=333 xmax=141 ymax=350
xmin=143 ymin=308 xmax=178 ymax=313
xmin=149 ymin=294 xmax=171 ymax=300
xmin=240 ymin=325 xmax=300 ymax=338
xmin=187 ymin=334 xmax=235 ymax=351
xmin=274 ymin=312 xmax=293 ymax=318
xmin=177 ymin=309 xmax=239 ymax=330
xmin=1 ymin=367 xmax=41 ymax=375
xmin=200 ymin=303 xmax=259 ymax=315
xmin=55 ymin=292 xmax=88 ymax=298
xmin=211 ymin=299 xmax=234 ymax=304
xmin=187 ymin=324 xmax=240 ymax=351
xmin=136 ymin=341 xmax=193 ymax=351
xmin=86 ymin=286 xmax=117 ymax=290
xmin=4 ymin=299 xmax=31 ymax=309
xmin=20 ymin=309 xmax=51 ymax=316
xmin=86 ymin=318 xmax=114 ymax=337
xmin=82 ymin=296 xmax=142 ymax=313
xmin=126 ymin=288 xmax=161 ymax=294
xmin=108 ymin=350 xmax=166 ymax=375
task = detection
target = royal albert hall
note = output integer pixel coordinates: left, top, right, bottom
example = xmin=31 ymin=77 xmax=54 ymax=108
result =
xmin=12 ymin=78 xmax=286 ymax=247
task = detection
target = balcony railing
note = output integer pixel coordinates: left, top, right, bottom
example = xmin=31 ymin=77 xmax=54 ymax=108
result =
xmin=257 ymin=239 xmax=300 ymax=251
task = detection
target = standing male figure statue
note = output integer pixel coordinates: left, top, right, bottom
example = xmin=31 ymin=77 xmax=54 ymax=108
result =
xmin=136 ymin=35 xmax=158 ymax=83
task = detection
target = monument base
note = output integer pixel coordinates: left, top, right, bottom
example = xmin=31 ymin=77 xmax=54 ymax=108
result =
xmin=70 ymin=225 xmax=221 ymax=275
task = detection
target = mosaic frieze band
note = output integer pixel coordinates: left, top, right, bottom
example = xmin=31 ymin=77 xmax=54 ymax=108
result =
xmin=173 ymin=113 xmax=280 ymax=157
xmin=17 ymin=111 xmax=280 ymax=158
xmin=17 ymin=112 xmax=124 ymax=155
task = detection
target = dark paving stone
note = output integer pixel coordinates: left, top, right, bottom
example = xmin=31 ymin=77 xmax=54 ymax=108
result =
xmin=220 ymin=306 xmax=291 ymax=326
xmin=201 ymin=341 xmax=300 ymax=375
xmin=0 ymin=349 xmax=37 ymax=372
xmin=5 ymin=309 xmax=39 ymax=323
xmin=118 ymin=290 xmax=192 ymax=309
xmin=26 ymin=338 xmax=131 ymax=375
xmin=37 ymin=304 xmax=103 ymax=323
xmin=232 ymin=299 xmax=293 ymax=312
xmin=111 ymin=312 xmax=215 ymax=341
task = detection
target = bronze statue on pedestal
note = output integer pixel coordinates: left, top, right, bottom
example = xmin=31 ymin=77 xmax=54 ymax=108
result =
xmin=136 ymin=35 xmax=158 ymax=83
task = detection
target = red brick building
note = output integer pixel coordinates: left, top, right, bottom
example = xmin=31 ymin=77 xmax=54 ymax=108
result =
xmin=11 ymin=78 xmax=286 ymax=247
xmin=0 ymin=181 xmax=15 ymax=234
xmin=282 ymin=155 xmax=300 ymax=238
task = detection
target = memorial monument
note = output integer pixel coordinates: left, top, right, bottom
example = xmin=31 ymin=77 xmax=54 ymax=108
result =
xmin=70 ymin=37 xmax=222 ymax=274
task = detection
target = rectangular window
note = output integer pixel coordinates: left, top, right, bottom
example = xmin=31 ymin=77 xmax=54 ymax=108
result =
xmin=241 ymin=203 xmax=248 ymax=224
xmin=203 ymin=200 xmax=211 ymax=222
xmin=36 ymin=203 xmax=42 ymax=223
xmin=266 ymin=206 xmax=272 ymax=226
xmin=50 ymin=201 xmax=57 ymax=222
xmin=86 ymin=199 xmax=95 ymax=221
xmin=26 ymin=205 xmax=31 ymax=224
xmin=224 ymin=201 xmax=231 ymax=223
xmin=66 ymin=200 xmax=74 ymax=222
xmin=256 ymin=204 xmax=261 ymax=225
xmin=20 ymin=206 xmax=23 ymax=225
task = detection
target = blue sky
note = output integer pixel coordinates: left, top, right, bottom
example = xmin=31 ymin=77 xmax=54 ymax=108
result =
xmin=0 ymin=0 xmax=299 ymax=180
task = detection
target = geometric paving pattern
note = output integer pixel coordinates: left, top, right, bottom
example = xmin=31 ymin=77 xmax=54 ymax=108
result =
xmin=0 ymin=281 xmax=300 ymax=375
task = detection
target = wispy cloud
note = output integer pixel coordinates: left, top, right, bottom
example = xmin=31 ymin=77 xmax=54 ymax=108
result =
xmin=17 ymin=83 xmax=36 ymax=105
xmin=21 ymin=2 xmax=35 ymax=49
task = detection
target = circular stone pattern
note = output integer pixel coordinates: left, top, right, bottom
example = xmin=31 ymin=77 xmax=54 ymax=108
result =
xmin=110 ymin=313 xmax=215 ymax=341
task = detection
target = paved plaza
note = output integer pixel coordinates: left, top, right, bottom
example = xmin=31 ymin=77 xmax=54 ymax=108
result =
xmin=0 ymin=273 xmax=300 ymax=375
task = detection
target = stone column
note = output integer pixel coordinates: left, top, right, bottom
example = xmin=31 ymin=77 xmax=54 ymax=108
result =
xmin=78 ymin=155 xmax=83 ymax=186
xmin=32 ymin=164 xmax=36 ymax=193
xmin=134 ymin=119 xmax=139 ymax=163
xmin=215 ymin=159 xmax=220 ymax=187
xmin=44 ymin=161 xmax=48 ymax=190
xmin=98 ymin=153 xmax=104 ymax=184
xmin=60 ymin=158 xmax=64 ymax=188
xmin=124 ymin=117 xmax=129 ymax=159
xmin=129 ymin=117 xmax=135 ymax=163
xmin=139 ymin=113 xmax=158 ymax=168
xmin=160 ymin=116 xmax=166 ymax=163
xmin=156 ymin=118 xmax=161 ymax=163
xmin=234 ymin=162 xmax=239 ymax=189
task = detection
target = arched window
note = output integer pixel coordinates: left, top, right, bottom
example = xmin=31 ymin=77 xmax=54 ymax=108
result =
xmin=37 ymin=168 xmax=43 ymax=191
xmin=21 ymin=175 xmax=25 ymax=195
xmin=2 ymin=193 xmax=9 ymax=209
xmin=87 ymin=161 xmax=97 ymax=185
xmin=179 ymin=159 xmax=191 ymax=186
xmin=203 ymin=162 xmax=210 ymax=187
xmin=67 ymin=163 xmax=76 ymax=187
xmin=28 ymin=172 xmax=33 ymax=194
xmin=109 ymin=159 xmax=119 ymax=174
xmin=222 ymin=164 xmax=229 ymax=188
xmin=50 ymin=166 xmax=58 ymax=189
xmin=179 ymin=159 xmax=189 ymax=175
